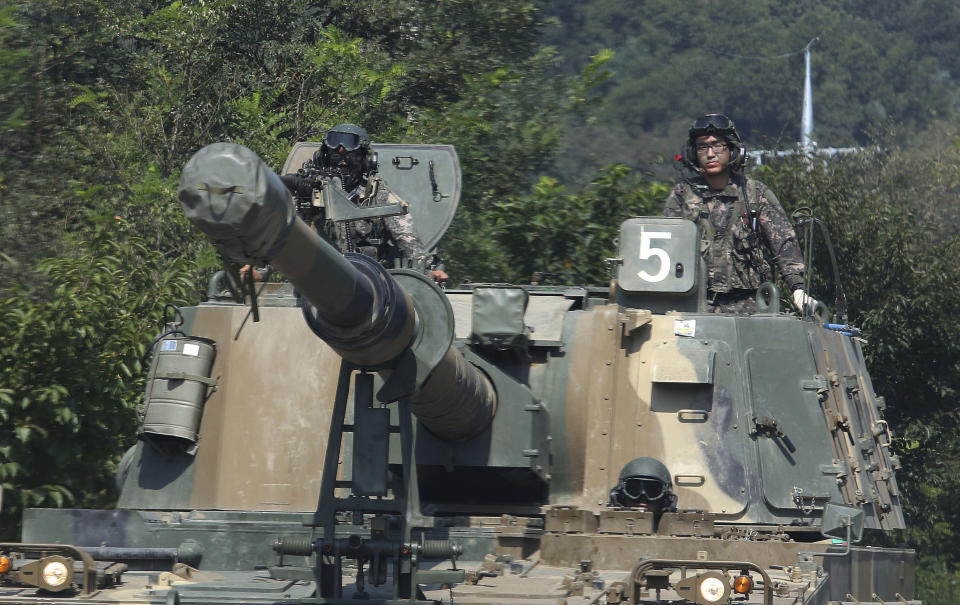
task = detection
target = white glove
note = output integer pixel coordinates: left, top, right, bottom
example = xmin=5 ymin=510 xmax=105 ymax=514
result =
xmin=792 ymin=289 xmax=820 ymax=316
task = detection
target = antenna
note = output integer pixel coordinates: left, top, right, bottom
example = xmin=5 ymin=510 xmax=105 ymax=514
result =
xmin=747 ymin=37 xmax=866 ymax=166
xmin=801 ymin=38 xmax=817 ymax=153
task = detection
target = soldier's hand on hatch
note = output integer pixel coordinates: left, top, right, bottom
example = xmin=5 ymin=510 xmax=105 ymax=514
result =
xmin=428 ymin=269 xmax=449 ymax=284
xmin=239 ymin=264 xmax=264 ymax=282
xmin=792 ymin=289 xmax=820 ymax=316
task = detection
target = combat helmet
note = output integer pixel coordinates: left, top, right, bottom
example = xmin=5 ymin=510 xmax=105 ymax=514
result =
xmin=610 ymin=457 xmax=676 ymax=511
xmin=315 ymin=123 xmax=377 ymax=190
xmin=684 ymin=113 xmax=746 ymax=171
xmin=324 ymin=123 xmax=371 ymax=153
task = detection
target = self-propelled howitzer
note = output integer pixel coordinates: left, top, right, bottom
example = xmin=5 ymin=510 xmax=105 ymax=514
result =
xmin=6 ymin=141 xmax=919 ymax=605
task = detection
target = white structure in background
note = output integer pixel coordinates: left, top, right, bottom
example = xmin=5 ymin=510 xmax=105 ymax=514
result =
xmin=800 ymin=37 xmax=815 ymax=154
xmin=749 ymin=38 xmax=863 ymax=165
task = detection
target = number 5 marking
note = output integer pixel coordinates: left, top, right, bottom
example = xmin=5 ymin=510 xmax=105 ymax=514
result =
xmin=638 ymin=230 xmax=671 ymax=282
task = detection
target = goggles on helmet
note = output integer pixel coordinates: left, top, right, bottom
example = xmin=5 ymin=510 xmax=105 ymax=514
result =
xmin=324 ymin=131 xmax=364 ymax=152
xmin=692 ymin=114 xmax=734 ymax=132
xmin=622 ymin=477 xmax=666 ymax=501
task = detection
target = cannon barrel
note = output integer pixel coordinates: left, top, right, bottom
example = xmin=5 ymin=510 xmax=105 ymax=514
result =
xmin=178 ymin=143 xmax=496 ymax=441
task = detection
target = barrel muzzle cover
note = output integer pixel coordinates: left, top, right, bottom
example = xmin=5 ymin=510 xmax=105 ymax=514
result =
xmin=178 ymin=143 xmax=296 ymax=263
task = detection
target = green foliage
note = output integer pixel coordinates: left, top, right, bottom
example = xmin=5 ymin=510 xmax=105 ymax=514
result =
xmin=542 ymin=0 xmax=960 ymax=182
xmin=916 ymin=560 xmax=960 ymax=605
xmin=0 ymin=5 xmax=29 ymax=131
xmin=465 ymin=164 xmax=667 ymax=284
xmin=407 ymin=50 xmax=617 ymax=282
xmin=0 ymin=220 xmax=198 ymax=539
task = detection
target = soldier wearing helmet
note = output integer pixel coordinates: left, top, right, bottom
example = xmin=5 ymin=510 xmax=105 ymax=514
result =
xmin=256 ymin=124 xmax=446 ymax=283
xmin=306 ymin=124 xmax=446 ymax=282
xmin=664 ymin=114 xmax=817 ymax=314
xmin=609 ymin=457 xmax=677 ymax=516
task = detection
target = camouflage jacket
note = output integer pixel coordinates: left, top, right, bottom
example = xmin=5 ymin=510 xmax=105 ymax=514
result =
xmin=663 ymin=175 xmax=804 ymax=293
xmin=320 ymin=176 xmax=438 ymax=271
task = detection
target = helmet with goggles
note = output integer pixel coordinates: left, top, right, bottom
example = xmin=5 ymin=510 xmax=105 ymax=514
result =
xmin=684 ymin=113 xmax=746 ymax=171
xmin=323 ymin=123 xmax=371 ymax=153
xmin=610 ymin=457 xmax=676 ymax=511
xmin=315 ymin=123 xmax=376 ymax=191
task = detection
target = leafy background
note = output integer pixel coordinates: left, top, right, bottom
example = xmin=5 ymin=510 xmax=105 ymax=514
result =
xmin=3 ymin=1 xmax=960 ymax=600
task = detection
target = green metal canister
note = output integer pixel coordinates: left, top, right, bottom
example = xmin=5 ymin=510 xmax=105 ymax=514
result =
xmin=140 ymin=334 xmax=217 ymax=444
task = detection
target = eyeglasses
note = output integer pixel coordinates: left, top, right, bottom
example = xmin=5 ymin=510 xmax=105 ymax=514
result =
xmin=696 ymin=141 xmax=729 ymax=154
xmin=324 ymin=131 xmax=363 ymax=152
xmin=622 ymin=477 xmax=666 ymax=501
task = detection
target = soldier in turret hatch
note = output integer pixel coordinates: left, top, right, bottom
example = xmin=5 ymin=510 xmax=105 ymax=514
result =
xmin=664 ymin=114 xmax=818 ymax=314
xmin=609 ymin=457 xmax=677 ymax=515
xmin=243 ymin=124 xmax=447 ymax=284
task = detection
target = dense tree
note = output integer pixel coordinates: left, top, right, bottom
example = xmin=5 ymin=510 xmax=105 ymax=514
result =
xmin=0 ymin=220 xmax=197 ymax=538
xmin=406 ymin=48 xmax=616 ymax=282
xmin=458 ymin=164 xmax=666 ymax=284
xmin=541 ymin=0 xmax=960 ymax=182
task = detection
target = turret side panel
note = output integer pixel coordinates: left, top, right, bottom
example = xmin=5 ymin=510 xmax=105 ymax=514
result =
xmin=187 ymin=305 xmax=342 ymax=511
xmin=805 ymin=323 xmax=905 ymax=529
xmin=562 ymin=304 xmax=620 ymax=508
xmin=565 ymin=309 xmax=758 ymax=516
xmin=743 ymin=340 xmax=845 ymax=511
xmin=617 ymin=314 xmax=750 ymax=517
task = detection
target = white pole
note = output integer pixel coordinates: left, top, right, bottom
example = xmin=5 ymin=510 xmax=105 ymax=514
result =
xmin=801 ymin=38 xmax=818 ymax=154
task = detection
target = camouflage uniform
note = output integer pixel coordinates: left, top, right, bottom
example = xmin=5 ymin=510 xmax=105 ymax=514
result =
xmin=320 ymin=175 xmax=438 ymax=271
xmin=663 ymin=176 xmax=804 ymax=314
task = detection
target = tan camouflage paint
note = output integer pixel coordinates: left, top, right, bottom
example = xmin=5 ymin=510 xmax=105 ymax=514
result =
xmin=624 ymin=313 xmax=749 ymax=519
xmin=567 ymin=307 xmax=750 ymax=519
xmin=189 ymin=304 xmax=343 ymax=511
xmin=563 ymin=303 xmax=620 ymax=508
